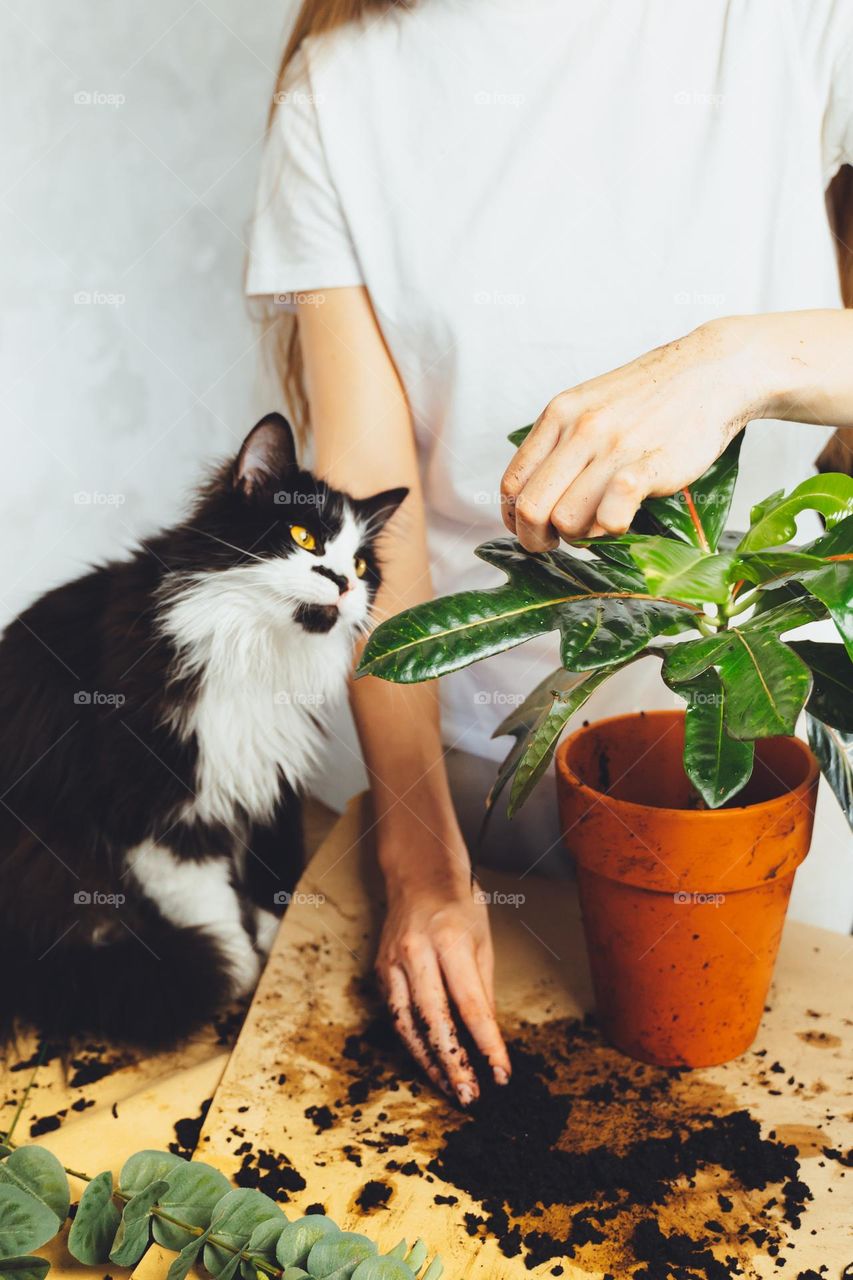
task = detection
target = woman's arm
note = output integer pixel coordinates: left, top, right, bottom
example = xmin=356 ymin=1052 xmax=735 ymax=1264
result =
xmin=297 ymin=287 xmax=511 ymax=1104
xmin=501 ymin=310 xmax=853 ymax=550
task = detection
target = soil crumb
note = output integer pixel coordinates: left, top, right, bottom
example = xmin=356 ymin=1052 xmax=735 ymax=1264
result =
xmin=356 ymin=1179 xmax=392 ymax=1211
xmin=235 ymin=1145 xmax=307 ymax=1202
xmin=168 ymin=1097 xmax=212 ymax=1159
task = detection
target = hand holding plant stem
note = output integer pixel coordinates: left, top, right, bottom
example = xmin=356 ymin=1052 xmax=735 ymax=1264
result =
xmin=500 ymin=312 xmax=853 ymax=547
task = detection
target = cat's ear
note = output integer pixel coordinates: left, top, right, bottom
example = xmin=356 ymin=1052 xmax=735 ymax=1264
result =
xmin=355 ymin=487 xmax=409 ymax=535
xmin=233 ymin=413 xmax=297 ymax=497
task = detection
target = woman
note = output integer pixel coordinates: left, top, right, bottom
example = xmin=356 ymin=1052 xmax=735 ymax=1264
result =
xmin=247 ymin=0 xmax=853 ymax=1105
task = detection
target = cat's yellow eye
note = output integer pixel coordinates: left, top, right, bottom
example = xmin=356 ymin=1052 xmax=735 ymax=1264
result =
xmin=354 ymin=556 xmax=367 ymax=579
xmin=290 ymin=525 xmax=316 ymax=551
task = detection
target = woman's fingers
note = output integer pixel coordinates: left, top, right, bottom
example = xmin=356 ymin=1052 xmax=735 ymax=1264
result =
xmin=403 ymin=942 xmax=480 ymax=1104
xmin=595 ymin=465 xmax=653 ymax=535
xmin=549 ymin=459 xmax=614 ymax=541
xmin=439 ymin=939 xmax=512 ymax=1086
xmin=500 ymin=406 xmax=565 ymax=534
xmin=380 ymin=961 xmax=450 ymax=1096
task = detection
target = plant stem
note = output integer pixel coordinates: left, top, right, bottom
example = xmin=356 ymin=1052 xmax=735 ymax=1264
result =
xmin=4 ymin=1139 xmax=283 ymax=1278
xmin=724 ymin=587 xmax=760 ymax=619
xmin=1 ymin=1042 xmax=47 ymax=1144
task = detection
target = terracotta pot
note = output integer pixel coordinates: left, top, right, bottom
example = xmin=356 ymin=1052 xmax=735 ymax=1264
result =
xmin=555 ymin=710 xmax=819 ymax=1068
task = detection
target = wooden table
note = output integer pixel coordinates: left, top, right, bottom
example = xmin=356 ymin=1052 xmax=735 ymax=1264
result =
xmin=148 ymin=795 xmax=852 ymax=1280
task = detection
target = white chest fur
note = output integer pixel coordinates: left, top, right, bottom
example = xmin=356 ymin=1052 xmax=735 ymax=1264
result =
xmin=159 ymin=567 xmax=356 ymax=827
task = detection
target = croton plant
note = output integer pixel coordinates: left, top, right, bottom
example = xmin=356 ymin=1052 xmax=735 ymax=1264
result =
xmin=358 ymin=430 xmax=853 ymax=823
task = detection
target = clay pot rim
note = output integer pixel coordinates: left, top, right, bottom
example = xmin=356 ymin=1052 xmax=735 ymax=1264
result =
xmin=555 ymin=708 xmax=819 ymax=821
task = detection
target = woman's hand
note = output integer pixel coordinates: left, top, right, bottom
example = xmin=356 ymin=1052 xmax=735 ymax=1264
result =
xmin=501 ymin=317 xmax=768 ymax=550
xmin=375 ymin=827 xmax=511 ymax=1106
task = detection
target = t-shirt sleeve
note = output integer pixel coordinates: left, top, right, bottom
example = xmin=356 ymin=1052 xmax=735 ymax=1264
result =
xmin=795 ymin=0 xmax=853 ymax=178
xmin=246 ymin=45 xmax=363 ymax=299
xmin=825 ymin=20 xmax=853 ymax=175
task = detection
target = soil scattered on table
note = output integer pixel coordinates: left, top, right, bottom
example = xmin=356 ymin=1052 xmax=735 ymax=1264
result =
xmin=328 ymin=1013 xmax=821 ymax=1276
xmin=168 ymin=1097 xmax=212 ymax=1159
xmin=355 ymin=1178 xmax=392 ymax=1211
xmin=235 ymin=1145 xmax=307 ymax=1202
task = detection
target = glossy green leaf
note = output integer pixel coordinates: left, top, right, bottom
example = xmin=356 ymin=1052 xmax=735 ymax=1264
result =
xmin=275 ymin=1217 xmax=340 ymax=1269
xmin=0 ymin=1256 xmax=50 ymax=1280
xmin=483 ymin=667 xmax=586 ymax=831
xmin=307 ymin=1231 xmax=377 ymax=1280
xmin=152 ymin=1159 xmax=232 ymax=1251
xmin=0 ymin=1147 xmax=70 ymax=1222
xmin=109 ymin=1178 xmax=169 ymax=1266
xmin=789 ymin=641 xmax=853 ymax=732
xmin=793 ymin=561 xmax=853 ymax=659
xmin=629 ymin=539 xmax=735 ymax=604
xmin=808 ymin=511 xmax=853 ymax=556
xmin=67 ymin=1171 xmax=121 ymax=1264
xmin=205 ymin=1190 xmax=284 ymax=1279
xmin=166 ymin=1226 xmax=212 ymax=1280
xmin=663 ymin=628 xmax=812 ymax=739
xmin=731 ymin=547 xmax=828 ymax=587
xmin=644 ymin=433 xmax=743 ymax=551
xmin=357 ymin=539 xmax=695 ymax=683
xmin=0 ymin=1187 xmax=59 ymax=1257
xmin=743 ymin=590 xmax=828 ymax=632
xmin=676 ymin=670 xmax=755 ymax=807
xmin=508 ymin=665 xmax=624 ymax=815
xmin=420 ymin=1260 xmax=444 ymax=1280
xmin=806 ymin=714 xmax=853 ymax=830
xmin=574 ymin=535 xmax=645 ymax=571
xmin=507 ymin=423 xmax=534 ymax=447
xmin=739 ymin=473 xmax=853 ymax=552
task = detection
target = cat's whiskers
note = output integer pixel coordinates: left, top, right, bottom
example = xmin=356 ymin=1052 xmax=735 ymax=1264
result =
xmin=186 ymin=526 xmax=268 ymax=565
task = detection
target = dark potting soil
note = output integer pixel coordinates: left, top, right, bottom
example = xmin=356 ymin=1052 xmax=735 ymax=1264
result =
xmin=331 ymin=1013 xmax=819 ymax=1276
xmin=67 ymin=1046 xmax=134 ymax=1088
xmin=235 ymin=1145 xmax=307 ymax=1201
xmin=168 ymin=1097 xmax=212 ymax=1159
xmin=355 ymin=1178 xmax=392 ymax=1211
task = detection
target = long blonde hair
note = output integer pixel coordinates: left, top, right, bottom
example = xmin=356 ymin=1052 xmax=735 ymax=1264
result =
xmin=259 ymin=1 xmax=402 ymax=441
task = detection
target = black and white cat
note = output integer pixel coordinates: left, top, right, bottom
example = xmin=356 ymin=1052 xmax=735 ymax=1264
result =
xmin=0 ymin=414 xmax=406 ymax=1048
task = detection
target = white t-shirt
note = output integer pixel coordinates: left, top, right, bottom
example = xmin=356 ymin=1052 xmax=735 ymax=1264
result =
xmin=247 ymin=0 xmax=853 ymax=761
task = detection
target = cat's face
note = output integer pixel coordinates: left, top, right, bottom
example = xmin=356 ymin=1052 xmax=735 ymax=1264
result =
xmin=189 ymin=414 xmax=407 ymax=636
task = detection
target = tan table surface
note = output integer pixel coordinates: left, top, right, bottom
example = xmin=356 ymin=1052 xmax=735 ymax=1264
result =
xmin=139 ymin=794 xmax=853 ymax=1280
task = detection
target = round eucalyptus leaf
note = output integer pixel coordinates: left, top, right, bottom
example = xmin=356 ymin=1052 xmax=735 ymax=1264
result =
xmin=67 ymin=1170 xmax=121 ymax=1264
xmin=205 ymin=1188 xmax=284 ymax=1278
xmin=120 ymin=1150 xmax=184 ymax=1197
xmin=351 ymin=1259 xmax=416 ymax=1280
xmin=0 ymin=1255 xmax=51 ymax=1280
xmin=0 ymin=1186 xmax=60 ymax=1257
xmin=281 ymin=1269 xmax=311 ymax=1279
xmin=151 ymin=1159 xmax=232 ymax=1251
xmin=239 ymin=1208 xmax=289 ymax=1279
xmin=109 ymin=1178 xmax=169 ymax=1267
xmin=275 ymin=1216 xmax=339 ymax=1268
xmin=307 ymin=1231 xmax=377 ymax=1280
xmin=0 ymin=1147 xmax=70 ymax=1221
xmin=404 ymin=1241 xmax=427 ymax=1272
